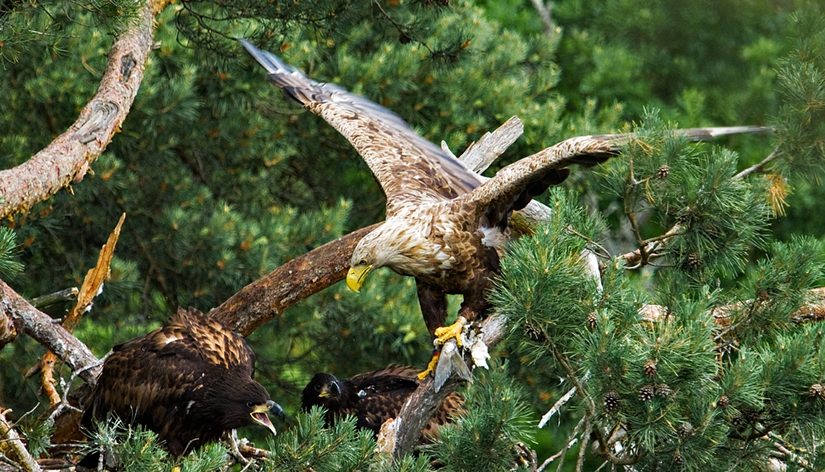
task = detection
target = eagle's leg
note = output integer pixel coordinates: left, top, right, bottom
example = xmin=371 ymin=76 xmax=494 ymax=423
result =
xmin=433 ymin=316 xmax=468 ymax=347
xmin=417 ymin=349 xmax=440 ymax=381
xmin=433 ymin=268 xmax=493 ymax=347
xmin=416 ymin=281 xmax=447 ymax=380
xmin=225 ymin=429 xmax=250 ymax=465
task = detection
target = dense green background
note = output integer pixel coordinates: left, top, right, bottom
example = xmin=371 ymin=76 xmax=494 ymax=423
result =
xmin=1 ymin=0 xmax=823 ymax=470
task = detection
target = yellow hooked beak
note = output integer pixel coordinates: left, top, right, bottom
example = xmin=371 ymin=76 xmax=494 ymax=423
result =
xmin=346 ymin=264 xmax=372 ymax=293
xmin=318 ymin=380 xmax=341 ymax=399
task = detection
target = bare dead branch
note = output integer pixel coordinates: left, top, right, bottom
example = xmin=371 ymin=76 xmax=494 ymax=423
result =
xmin=376 ymin=313 xmax=506 ymax=460
xmin=0 ymin=0 xmax=168 ymax=219
xmin=39 ymin=214 xmax=124 ymax=406
xmin=30 ymin=288 xmax=79 ymax=310
xmin=529 ymin=0 xmax=555 ymax=36
xmin=0 ymin=408 xmax=42 ymax=472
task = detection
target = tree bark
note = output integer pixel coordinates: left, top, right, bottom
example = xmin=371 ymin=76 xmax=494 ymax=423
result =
xmin=0 ymin=279 xmax=100 ymax=384
xmin=0 ymin=0 xmax=168 ymax=219
xmin=210 ymin=224 xmax=378 ymax=335
xmin=0 ymin=408 xmax=42 ymax=472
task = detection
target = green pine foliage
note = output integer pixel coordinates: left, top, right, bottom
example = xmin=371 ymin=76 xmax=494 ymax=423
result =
xmin=2 ymin=0 xmax=825 ymax=471
xmin=490 ymin=165 xmax=824 ymax=468
xmin=0 ymin=227 xmax=24 ymax=280
xmin=426 ymin=363 xmax=536 ymax=472
xmin=263 ymin=407 xmax=377 ymax=472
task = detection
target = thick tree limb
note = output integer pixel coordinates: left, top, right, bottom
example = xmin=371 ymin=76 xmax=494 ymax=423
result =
xmin=210 ymin=225 xmax=378 ymax=335
xmin=0 ymin=0 xmax=166 ymax=219
xmin=0 ymin=408 xmax=42 ymax=472
xmin=0 ymin=279 xmax=100 ymax=384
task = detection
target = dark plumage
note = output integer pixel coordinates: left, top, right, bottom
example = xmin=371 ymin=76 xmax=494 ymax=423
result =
xmin=241 ymin=40 xmax=769 ymax=375
xmin=82 ymin=308 xmax=283 ymax=456
xmin=301 ymin=365 xmax=463 ymax=440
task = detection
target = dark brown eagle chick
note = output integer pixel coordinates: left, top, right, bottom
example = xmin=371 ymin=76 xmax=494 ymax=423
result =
xmin=301 ymin=365 xmax=463 ymax=441
xmin=83 ymin=308 xmax=284 ymax=456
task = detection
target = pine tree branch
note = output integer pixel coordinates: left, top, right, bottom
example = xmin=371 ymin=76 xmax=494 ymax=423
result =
xmin=0 ymin=408 xmax=42 ymax=472
xmin=29 ymin=288 xmax=79 ymax=310
xmin=210 ymin=225 xmax=379 ymax=335
xmin=529 ymin=0 xmax=555 ymax=36
xmin=733 ymin=147 xmax=780 ymax=179
xmin=0 ymin=0 xmax=171 ymax=219
xmin=618 ymin=145 xmax=775 ymax=267
xmin=637 ymin=287 xmax=825 ymax=326
xmin=0 ymin=279 xmax=100 ymax=385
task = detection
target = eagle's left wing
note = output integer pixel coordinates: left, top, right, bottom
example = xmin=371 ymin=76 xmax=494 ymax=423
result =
xmin=462 ymin=127 xmax=770 ymax=223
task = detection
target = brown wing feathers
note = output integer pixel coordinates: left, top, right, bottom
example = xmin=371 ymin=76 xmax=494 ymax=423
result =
xmin=301 ymin=365 xmax=464 ymax=441
xmin=240 ymin=40 xmax=480 ymax=209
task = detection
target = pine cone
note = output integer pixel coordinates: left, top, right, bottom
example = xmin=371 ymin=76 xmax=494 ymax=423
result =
xmin=673 ymin=450 xmax=684 ymax=465
xmin=603 ymin=391 xmax=621 ymax=413
xmin=587 ymin=312 xmax=597 ymax=330
xmin=809 ymin=383 xmax=824 ymax=399
xmin=683 ymin=253 xmax=703 ymax=271
xmin=643 ymin=359 xmax=657 ymax=377
xmin=656 ymin=165 xmax=670 ymax=179
xmin=677 ymin=422 xmax=694 ymax=438
xmin=525 ymin=323 xmax=544 ymax=342
xmin=639 ymin=384 xmax=655 ymax=402
xmin=655 ymin=383 xmax=672 ymax=398
xmin=718 ymin=395 xmax=730 ymax=408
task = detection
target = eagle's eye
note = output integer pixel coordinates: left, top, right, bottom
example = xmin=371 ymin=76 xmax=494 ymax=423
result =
xmin=246 ymin=401 xmax=254 ymax=408
xmin=313 ymin=384 xmax=321 ymax=392
xmin=358 ymin=259 xmax=367 ymax=266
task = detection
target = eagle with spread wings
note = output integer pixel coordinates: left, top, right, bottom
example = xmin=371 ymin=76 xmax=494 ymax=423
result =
xmin=301 ymin=364 xmax=463 ymax=441
xmin=82 ymin=308 xmax=284 ymax=457
xmin=241 ymin=40 xmax=766 ymax=377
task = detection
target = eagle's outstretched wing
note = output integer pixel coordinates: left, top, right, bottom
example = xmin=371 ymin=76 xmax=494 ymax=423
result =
xmin=463 ymin=127 xmax=770 ymax=222
xmin=241 ymin=40 xmax=481 ymax=215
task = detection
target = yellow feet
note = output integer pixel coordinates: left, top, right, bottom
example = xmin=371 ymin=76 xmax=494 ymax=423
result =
xmin=417 ymin=350 xmax=440 ymax=380
xmin=434 ymin=316 xmax=467 ymax=347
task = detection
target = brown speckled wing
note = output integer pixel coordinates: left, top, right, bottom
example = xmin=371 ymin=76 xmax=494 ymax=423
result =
xmin=158 ymin=307 xmax=255 ymax=374
xmin=463 ymin=126 xmax=768 ymax=221
xmin=241 ymin=40 xmax=482 ymax=216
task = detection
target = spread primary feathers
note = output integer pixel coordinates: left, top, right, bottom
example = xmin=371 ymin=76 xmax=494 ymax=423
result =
xmin=83 ymin=307 xmax=283 ymax=456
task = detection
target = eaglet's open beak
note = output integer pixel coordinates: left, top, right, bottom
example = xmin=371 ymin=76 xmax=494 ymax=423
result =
xmin=346 ymin=264 xmax=372 ymax=292
xmin=318 ymin=378 xmax=342 ymax=399
xmin=250 ymin=400 xmax=284 ymax=436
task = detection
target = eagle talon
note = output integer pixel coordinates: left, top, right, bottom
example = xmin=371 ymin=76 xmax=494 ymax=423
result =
xmin=417 ymin=351 xmax=440 ymax=380
xmin=434 ymin=317 xmax=468 ymax=348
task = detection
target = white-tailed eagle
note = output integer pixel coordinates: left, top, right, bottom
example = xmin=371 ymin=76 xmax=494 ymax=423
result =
xmin=241 ymin=40 xmax=766 ymax=377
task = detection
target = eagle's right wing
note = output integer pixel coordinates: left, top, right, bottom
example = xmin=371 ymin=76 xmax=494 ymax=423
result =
xmin=241 ymin=40 xmax=482 ymax=216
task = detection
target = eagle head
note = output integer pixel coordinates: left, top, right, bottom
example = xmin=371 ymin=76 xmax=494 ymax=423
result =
xmin=301 ymin=373 xmax=349 ymax=412
xmin=347 ymin=219 xmax=432 ymax=292
xmin=215 ymin=379 xmax=284 ymax=436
